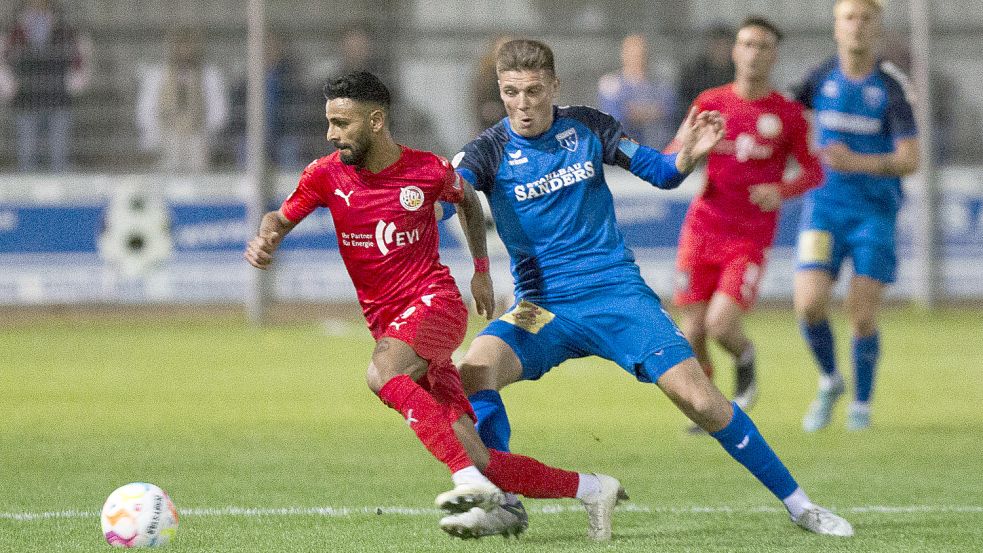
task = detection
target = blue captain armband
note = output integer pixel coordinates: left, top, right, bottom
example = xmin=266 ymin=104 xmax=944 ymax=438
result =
xmin=618 ymin=139 xmax=686 ymax=190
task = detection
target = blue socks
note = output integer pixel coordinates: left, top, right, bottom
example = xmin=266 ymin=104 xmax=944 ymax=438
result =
xmin=469 ymin=389 xmax=512 ymax=452
xmin=711 ymin=403 xmax=799 ymax=501
xmin=852 ymin=333 xmax=879 ymax=403
xmin=801 ymin=320 xmax=838 ymax=377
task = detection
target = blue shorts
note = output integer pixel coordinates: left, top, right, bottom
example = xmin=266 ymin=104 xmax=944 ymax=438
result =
xmin=796 ymin=202 xmax=897 ymax=284
xmin=478 ymin=280 xmax=694 ymax=384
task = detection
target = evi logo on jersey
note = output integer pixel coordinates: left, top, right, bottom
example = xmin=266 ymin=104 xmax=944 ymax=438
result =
xmin=375 ymin=220 xmax=420 ymax=256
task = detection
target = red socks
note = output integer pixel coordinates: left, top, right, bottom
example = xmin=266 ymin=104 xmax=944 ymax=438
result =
xmin=484 ymin=449 xmax=579 ymax=499
xmin=377 ymin=374 xmax=472 ymax=473
xmin=378 ymin=374 xmax=581 ymax=499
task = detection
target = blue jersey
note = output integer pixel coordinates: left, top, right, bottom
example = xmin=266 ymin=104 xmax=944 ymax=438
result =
xmin=453 ymin=106 xmax=642 ymax=302
xmin=794 ymin=57 xmax=917 ymax=214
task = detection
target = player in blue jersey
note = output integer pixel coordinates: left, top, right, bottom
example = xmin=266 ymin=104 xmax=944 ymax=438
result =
xmin=437 ymin=38 xmax=853 ymax=540
xmin=792 ymin=0 xmax=919 ymax=433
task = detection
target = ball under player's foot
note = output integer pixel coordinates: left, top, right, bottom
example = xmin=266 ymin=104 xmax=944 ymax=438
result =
xmin=439 ymin=501 xmax=528 ymax=539
xmin=792 ymin=505 xmax=854 ymax=537
xmin=579 ymin=474 xmax=628 ymax=541
xmin=733 ymin=346 xmax=758 ymax=411
xmin=802 ymin=376 xmax=845 ymax=432
xmin=435 ymin=478 xmax=504 ymax=514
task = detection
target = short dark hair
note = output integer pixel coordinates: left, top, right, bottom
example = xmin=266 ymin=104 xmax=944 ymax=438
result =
xmin=496 ymin=39 xmax=555 ymax=77
xmin=739 ymin=16 xmax=784 ymax=43
xmin=323 ymin=71 xmax=391 ymax=108
xmin=706 ymin=23 xmax=734 ymax=41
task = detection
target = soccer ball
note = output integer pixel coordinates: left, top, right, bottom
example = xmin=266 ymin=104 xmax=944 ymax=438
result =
xmin=100 ymin=482 xmax=179 ymax=548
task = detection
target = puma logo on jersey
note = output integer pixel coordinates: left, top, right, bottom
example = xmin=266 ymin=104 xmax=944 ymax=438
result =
xmin=375 ymin=220 xmax=421 ymax=256
xmin=334 ymin=189 xmax=354 ymax=206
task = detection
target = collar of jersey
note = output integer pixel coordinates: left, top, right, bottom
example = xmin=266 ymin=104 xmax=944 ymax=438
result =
xmin=834 ymin=55 xmax=880 ymax=85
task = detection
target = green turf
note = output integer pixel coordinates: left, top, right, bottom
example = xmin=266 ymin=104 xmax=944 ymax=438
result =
xmin=2 ymin=308 xmax=981 ymax=551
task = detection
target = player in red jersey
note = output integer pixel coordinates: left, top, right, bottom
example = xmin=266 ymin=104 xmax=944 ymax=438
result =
xmin=245 ymin=72 xmax=626 ymax=540
xmin=670 ymin=17 xmax=823 ymax=414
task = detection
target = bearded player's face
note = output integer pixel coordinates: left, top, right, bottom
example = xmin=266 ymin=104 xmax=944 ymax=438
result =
xmin=326 ymin=98 xmax=375 ymax=167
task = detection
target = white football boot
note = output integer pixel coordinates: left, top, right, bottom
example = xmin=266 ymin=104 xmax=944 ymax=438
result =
xmin=580 ymin=474 xmax=628 ymax=541
xmin=435 ymin=482 xmax=504 ymax=514
xmin=439 ymin=502 xmax=528 ymax=539
xmin=802 ymin=378 xmax=845 ymax=432
xmin=793 ymin=505 xmax=854 ymax=537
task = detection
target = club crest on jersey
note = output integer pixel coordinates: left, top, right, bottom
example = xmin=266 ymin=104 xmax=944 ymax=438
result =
xmin=822 ymin=80 xmax=839 ymax=98
xmin=863 ymin=86 xmax=885 ymax=108
xmin=399 ymin=186 xmax=425 ymax=211
xmin=756 ymin=113 xmax=782 ymax=139
xmin=555 ymin=128 xmax=578 ymax=152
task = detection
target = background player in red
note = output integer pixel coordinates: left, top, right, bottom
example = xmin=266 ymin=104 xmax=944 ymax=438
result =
xmin=244 ymin=71 xmax=626 ymax=540
xmin=670 ymin=17 xmax=823 ymax=416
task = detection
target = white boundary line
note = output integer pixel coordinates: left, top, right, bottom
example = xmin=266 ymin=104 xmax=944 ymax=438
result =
xmin=3 ymin=503 xmax=982 ymax=522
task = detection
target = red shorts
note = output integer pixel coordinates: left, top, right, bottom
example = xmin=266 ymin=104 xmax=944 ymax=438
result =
xmin=674 ymin=231 xmax=768 ymax=310
xmin=376 ymin=290 xmax=476 ymax=421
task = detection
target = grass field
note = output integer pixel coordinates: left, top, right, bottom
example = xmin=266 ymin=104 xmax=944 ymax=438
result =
xmin=2 ymin=307 xmax=981 ymax=552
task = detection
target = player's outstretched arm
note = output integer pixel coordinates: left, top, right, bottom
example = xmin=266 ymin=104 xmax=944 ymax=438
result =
xmin=821 ymin=138 xmax=919 ymax=177
xmin=455 ymin=178 xmax=495 ymax=320
xmin=244 ymin=209 xmax=296 ymax=270
xmin=674 ymin=107 xmax=725 ymax=173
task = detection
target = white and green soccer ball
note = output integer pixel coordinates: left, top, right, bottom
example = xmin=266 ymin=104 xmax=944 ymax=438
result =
xmin=101 ymin=483 xmax=179 ymax=548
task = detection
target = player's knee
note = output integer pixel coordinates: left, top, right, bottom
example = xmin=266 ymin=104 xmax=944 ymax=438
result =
xmin=704 ymin=312 xmax=735 ymax=342
xmin=681 ymin=317 xmax=707 ymax=342
xmin=365 ymin=363 xmax=403 ymax=395
xmin=458 ymin=360 xmax=492 ymax=396
xmin=850 ymin=314 xmax=878 ymax=337
xmin=795 ymin=296 xmax=827 ymax=325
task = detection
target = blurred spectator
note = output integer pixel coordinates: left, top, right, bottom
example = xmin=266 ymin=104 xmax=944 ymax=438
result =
xmin=136 ymin=28 xmax=228 ymax=173
xmin=328 ymin=23 xmax=446 ymax=155
xmin=598 ymin=33 xmax=678 ymax=149
xmin=228 ymin=33 xmax=306 ymax=170
xmin=472 ymin=35 xmax=511 ymax=134
xmin=0 ymin=0 xmax=92 ymax=171
xmin=677 ymin=23 xmax=734 ymax=125
xmin=335 ymin=23 xmax=396 ymax=87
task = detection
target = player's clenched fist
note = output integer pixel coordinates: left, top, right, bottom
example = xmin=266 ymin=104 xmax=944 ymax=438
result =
xmin=244 ymin=231 xmax=281 ymax=269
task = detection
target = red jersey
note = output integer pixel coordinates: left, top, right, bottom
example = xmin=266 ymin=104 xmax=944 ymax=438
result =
xmin=685 ymin=85 xmax=822 ymax=247
xmin=281 ymin=146 xmax=464 ymax=333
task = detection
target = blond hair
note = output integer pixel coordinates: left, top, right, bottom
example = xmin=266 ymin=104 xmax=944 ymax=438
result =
xmin=834 ymin=0 xmax=884 ymax=11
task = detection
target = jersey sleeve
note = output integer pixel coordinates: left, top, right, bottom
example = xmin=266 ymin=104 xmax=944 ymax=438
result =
xmin=452 ymin=136 xmax=499 ymax=192
xmin=778 ymin=103 xmax=824 ymax=199
xmin=573 ymin=106 xmax=629 ymax=166
xmin=437 ymin=157 xmax=465 ymax=203
xmin=281 ymin=160 xmax=326 ymax=223
xmin=791 ymin=65 xmax=824 ymax=110
xmin=881 ymin=67 xmax=918 ymax=141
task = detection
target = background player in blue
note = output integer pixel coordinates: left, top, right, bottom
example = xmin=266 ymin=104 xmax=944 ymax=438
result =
xmin=438 ymin=38 xmax=854 ymax=540
xmin=792 ymin=0 xmax=919 ymax=433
